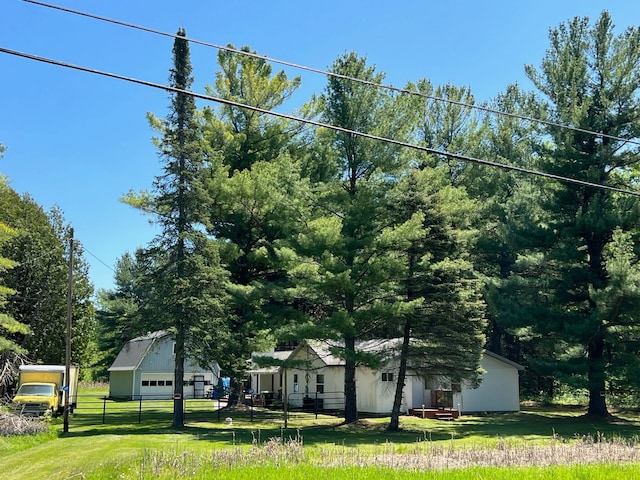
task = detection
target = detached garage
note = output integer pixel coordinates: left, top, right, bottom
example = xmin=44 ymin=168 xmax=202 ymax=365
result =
xmin=108 ymin=331 xmax=220 ymax=400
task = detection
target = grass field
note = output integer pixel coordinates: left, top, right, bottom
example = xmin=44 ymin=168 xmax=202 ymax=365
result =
xmin=2 ymin=383 xmax=640 ymax=479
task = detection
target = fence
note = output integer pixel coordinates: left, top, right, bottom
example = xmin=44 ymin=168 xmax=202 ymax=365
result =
xmin=68 ymin=395 xmax=227 ymax=425
xmin=64 ymin=392 xmax=346 ymax=426
xmin=286 ymin=391 xmax=346 ymax=416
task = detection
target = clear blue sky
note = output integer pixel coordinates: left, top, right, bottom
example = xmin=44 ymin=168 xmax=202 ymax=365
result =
xmin=1 ymin=0 xmax=638 ymax=294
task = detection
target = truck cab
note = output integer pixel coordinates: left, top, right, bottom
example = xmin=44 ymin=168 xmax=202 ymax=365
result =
xmin=12 ymin=382 xmax=60 ymax=416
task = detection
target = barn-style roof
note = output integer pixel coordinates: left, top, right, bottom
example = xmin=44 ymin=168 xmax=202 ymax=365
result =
xmin=107 ymin=331 xmax=170 ymax=372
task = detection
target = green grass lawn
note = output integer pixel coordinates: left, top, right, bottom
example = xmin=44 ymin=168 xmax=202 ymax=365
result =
xmin=2 ymin=385 xmax=640 ymax=479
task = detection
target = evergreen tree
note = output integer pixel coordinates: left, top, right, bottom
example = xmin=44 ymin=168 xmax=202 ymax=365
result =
xmin=412 ymin=80 xmax=486 ymax=185
xmin=0 ymin=193 xmax=28 ymax=353
xmin=202 ymin=45 xmax=305 ymax=402
xmin=386 ymin=167 xmax=486 ymax=431
xmin=94 ymin=252 xmax=144 ymax=379
xmin=295 ymin=53 xmax=413 ymax=423
xmin=469 ymin=85 xmax=553 ymax=397
xmin=521 ymin=12 xmax=640 ymax=417
xmin=124 ymin=29 xmax=227 ymax=428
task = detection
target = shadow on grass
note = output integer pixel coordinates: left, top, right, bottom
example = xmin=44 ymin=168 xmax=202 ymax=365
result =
xmin=58 ymin=405 xmax=640 ymax=447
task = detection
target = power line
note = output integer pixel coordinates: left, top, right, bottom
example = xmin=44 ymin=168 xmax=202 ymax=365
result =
xmin=23 ymin=0 xmax=640 ymax=149
xmin=84 ymin=248 xmax=115 ymax=273
xmin=2 ymin=46 xmax=639 ymax=198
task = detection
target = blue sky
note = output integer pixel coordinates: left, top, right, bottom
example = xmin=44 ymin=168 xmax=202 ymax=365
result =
xmin=1 ymin=0 xmax=638 ymax=294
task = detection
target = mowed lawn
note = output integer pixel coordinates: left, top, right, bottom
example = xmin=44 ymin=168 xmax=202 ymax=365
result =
xmin=2 ymin=387 xmax=640 ymax=479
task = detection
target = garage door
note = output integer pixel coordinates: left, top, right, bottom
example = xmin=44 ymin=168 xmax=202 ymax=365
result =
xmin=141 ymin=374 xmax=174 ymax=399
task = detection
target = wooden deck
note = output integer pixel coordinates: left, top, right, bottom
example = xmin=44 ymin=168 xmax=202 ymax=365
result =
xmin=408 ymin=408 xmax=459 ymax=420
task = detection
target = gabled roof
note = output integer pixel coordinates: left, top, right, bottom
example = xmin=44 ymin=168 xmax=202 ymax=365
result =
xmin=249 ymin=339 xmax=524 ymax=372
xmin=483 ymin=350 xmax=525 ymax=370
xmin=296 ymin=339 xmax=401 ymax=366
xmin=248 ymin=350 xmax=294 ymax=374
xmin=107 ymin=331 xmax=171 ymax=372
xmin=249 ymin=339 xmax=402 ymax=371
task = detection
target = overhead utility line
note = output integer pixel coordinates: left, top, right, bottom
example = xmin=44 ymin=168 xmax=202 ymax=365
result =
xmin=23 ymin=0 xmax=640 ymax=148
xmin=2 ymin=46 xmax=638 ymax=198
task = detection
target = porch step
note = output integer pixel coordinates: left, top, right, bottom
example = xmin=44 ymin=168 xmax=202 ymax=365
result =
xmin=434 ymin=412 xmax=455 ymax=421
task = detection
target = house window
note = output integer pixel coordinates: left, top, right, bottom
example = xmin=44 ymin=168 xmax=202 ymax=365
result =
xmin=158 ymin=380 xmax=165 ymax=387
xmin=149 ymin=380 xmax=157 ymax=387
xmin=166 ymin=380 xmax=173 ymax=387
xmin=382 ymin=372 xmax=394 ymax=382
xmin=142 ymin=380 xmax=149 ymax=387
xmin=316 ymin=374 xmax=324 ymax=394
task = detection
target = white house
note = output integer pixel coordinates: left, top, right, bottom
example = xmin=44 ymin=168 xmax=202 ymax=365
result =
xmin=108 ymin=331 xmax=220 ymax=400
xmin=248 ymin=339 xmax=524 ymax=414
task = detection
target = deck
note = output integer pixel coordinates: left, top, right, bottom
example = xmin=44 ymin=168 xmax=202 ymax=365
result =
xmin=408 ymin=407 xmax=459 ymax=420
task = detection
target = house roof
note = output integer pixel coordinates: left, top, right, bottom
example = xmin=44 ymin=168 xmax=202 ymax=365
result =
xmin=249 ymin=339 xmax=524 ymax=372
xmin=248 ymin=350 xmax=294 ymax=374
xmin=107 ymin=331 xmax=171 ymax=372
xmin=249 ymin=339 xmax=402 ymax=371
xmin=297 ymin=339 xmax=401 ymax=366
xmin=483 ymin=350 xmax=525 ymax=370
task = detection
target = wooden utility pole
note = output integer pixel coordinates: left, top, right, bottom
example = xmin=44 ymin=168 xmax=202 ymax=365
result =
xmin=63 ymin=227 xmax=73 ymax=433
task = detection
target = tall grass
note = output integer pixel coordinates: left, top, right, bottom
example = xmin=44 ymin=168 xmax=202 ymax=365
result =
xmin=82 ymin=431 xmax=640 ymax=479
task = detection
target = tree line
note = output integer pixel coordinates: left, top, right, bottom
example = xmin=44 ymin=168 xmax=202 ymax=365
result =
xmin=2 ymin=11 xmax=640 ymax=426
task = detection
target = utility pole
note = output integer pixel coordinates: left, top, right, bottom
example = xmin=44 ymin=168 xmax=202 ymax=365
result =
xmin=63 ymin=227 xmax=73 ymax=433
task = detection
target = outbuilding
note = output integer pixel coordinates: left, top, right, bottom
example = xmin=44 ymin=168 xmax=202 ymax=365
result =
xmin=108 ymin=331 xmax=220 ymax=400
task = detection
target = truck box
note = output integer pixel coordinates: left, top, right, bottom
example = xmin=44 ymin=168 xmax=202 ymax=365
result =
xmin=12 ymin=365 xmax=79 ymax=416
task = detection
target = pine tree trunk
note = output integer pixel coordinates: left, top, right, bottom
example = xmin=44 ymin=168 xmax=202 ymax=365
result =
xmin=173 ymin=330 xmax=185 ymax=428
xmin=388 ymin=320 xmax=410 ymax=431
xmin=344 ymin=335 xmax=358 ymax=424
xmin=586 ymin=333 xmax=608 ymax=418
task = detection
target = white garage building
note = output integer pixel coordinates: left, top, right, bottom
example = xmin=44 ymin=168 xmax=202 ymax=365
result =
xmin=108 ymin=331 xmax=220 ymax=400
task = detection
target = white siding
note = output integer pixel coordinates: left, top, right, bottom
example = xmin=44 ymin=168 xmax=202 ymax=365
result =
xmin=459 ymin=354 xmax=521 ymax=413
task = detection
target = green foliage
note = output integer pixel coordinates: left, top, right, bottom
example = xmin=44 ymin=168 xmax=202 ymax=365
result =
xmin=0 ymin=179 xmax=95 ymax=367
xmin=124 ymin=29 xmax=230 ymax=427
xmin=204 ymin=44 xmax=302 ymax=172
xmin=94 ymin=252 xmax=145 ymax=379
xmin=505 ymin=11 xmax=640 ymax=416
xmin=0 ymin=212 xmax=27 ymax=354
xmin=294 ymin=54 xmax=431 ymax=423
xmin=201 ymin=44 xmax=306 ymax=398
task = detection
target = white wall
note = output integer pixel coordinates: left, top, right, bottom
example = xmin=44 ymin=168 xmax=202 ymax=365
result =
xmin=459 ymin=354 xmax=521 ymax=413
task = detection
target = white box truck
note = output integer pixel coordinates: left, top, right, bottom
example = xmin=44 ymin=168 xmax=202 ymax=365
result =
xmin=12 ymin=365 xmax=79 ymax=416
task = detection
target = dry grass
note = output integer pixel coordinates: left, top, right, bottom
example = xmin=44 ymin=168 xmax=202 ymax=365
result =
xmin=135 ymin=431 xmax=640 ymax=474
xmin=345 ymin=434 xmax=640 ymax=470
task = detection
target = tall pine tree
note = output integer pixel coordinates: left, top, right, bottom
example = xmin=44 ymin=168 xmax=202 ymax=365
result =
xmin=522 ymin=12 xmax=640 ymax=417
xmin=295 ymin=53 xmax=413 ymax=423
xmin=201 ymin=45 xmax=305 ymax=402
xmin=124 ymin=29 xmax=227 ymax=427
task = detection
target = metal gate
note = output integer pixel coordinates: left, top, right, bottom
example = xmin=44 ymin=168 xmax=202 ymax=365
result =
xmin=194 ymin=375 xmax=205 ymax=399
